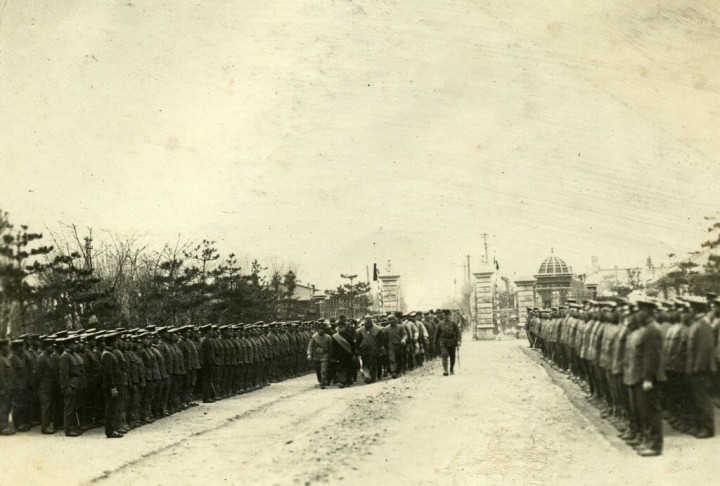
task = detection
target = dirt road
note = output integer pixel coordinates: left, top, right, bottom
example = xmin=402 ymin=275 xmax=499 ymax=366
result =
xmin=5 ymin=338 xmax=718 ymax=485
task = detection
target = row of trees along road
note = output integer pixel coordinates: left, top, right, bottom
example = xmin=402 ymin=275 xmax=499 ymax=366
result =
xmin=0 ymin=209 xmax=321 ymax=337
xmin=650 ymin=215 xmax=720 ymax=298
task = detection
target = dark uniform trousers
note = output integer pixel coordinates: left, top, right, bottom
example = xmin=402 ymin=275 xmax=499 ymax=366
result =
xmin=689 ymin=372 xmax=715 ymax=435
xmin=0 ymin=391 xmax=10 ymax=431
xmin=63 ymin=387 xmax=79 ymax=434
xmin=142 ymin=380 xmax=155 ymax=419
xmin=202 ymin=367 xmax=214 ymax=401
xmin=104 ymin=390 xmax=119 ymax=437
xmin=633 ymin=384 xmax=663 ymax=451
xmin=38 ymin=385 xmax=53 ymax=431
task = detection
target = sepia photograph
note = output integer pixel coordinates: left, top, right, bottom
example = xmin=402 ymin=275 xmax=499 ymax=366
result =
xmin=1 ymin=1 xmax=719 ymax=485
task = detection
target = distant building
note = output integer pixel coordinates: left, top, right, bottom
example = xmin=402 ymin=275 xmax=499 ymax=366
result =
xmin=534 ymin=251 xmax=575 ymax=308
xmin=515 ymin=250 xmax=591 ymax=322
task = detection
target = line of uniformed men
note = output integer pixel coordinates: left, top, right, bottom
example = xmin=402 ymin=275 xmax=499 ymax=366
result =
xmin=0 ymin=320 xmax=316 ymax=438
xmin=526 ymin=294 xmax=719 ymax=457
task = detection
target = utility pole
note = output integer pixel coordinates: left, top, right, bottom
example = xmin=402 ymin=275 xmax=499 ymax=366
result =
xmin=84 ymin=232 xmax=93 ymax=272
xmin=480 ymin=233 xmax=490 ymax=264
xmin=466 ymin=254 xmax=471 ymax=281
xmin=341 ymin=273 xmax=358 ymax=318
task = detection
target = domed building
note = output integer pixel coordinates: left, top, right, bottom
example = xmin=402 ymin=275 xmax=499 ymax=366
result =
xmin=533 ymin=250 xmax=574 ymax=308
xmin=514 ymin=250 xmax=582 ymax=320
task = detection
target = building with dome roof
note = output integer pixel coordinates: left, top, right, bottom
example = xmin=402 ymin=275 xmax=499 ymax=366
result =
xmin=514 ymin=250 xmax=589 ymax=322
xmin=533 ymin=250 xmax=574 ymax=308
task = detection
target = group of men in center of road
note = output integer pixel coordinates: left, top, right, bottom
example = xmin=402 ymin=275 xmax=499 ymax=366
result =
xmin=306 ymin=309 xmax=462 ymax=388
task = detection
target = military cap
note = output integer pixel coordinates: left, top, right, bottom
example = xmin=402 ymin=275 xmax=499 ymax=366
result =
xmin=713 ymin=296 xmax=720 ymax=305
xmin=673 ymin=299 xmax=689 ymax=308
xmin=685 ymin=296 xmax=707 ymax=308
xmin=635 ymin=298 xmax=659 ymax=309
xmin=145 ymin=325 xmax=156 ymax=331
xmin=100 ymin=332 xmax=119 ymax=342
xmin=10 ymin=339 xmax=24 ymax=346
xmin=705 ymin=292 xmax=718 ymax=301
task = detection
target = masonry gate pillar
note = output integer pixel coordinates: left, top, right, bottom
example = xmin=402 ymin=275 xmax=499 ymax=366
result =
xmin=514 ymin=278 xmax=536 ymax=322
xmin=472 ymin=270 xmax=495 ymax=340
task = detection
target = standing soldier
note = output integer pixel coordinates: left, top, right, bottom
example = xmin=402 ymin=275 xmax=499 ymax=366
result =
xmin=35 ymin=337 xmax=56 ymax=434
xmin=200 ymin=325 xmax=215 ymax=403
xmin=0 ymin=339 xmax=13 ymax=435
xmin=182 ymin=326 xmax=200 ymax=405
xmin=611 ymin=301 xmax=632 ymax=435
xmin=139 ymin=333 xmax=159 ymax=423
xmin=685 ymin=296 xmax=716 ymax=438
xmin=707 ymin=297 xmax=720 ymax=404
xmin=435 ymin=309 xmax=462 ymax=376
xmin=662 ymin=300 xmax=690 ymax=434
xmin=100 ymin=332 xmax=123 ymax=439
xmin=58 ymin=336 xmax=81 ymax=437
xmin=151 ymin=333 xmax=169 ymax=418
xmin=9 ymin=340 xmax=29 ymax=432
xmin=112 ymin=336 xmax=130 ymax=432
xmin=624 ymin=299 xmax=665 ymax=457
xmin=82 ymin=334 xmax=101 ymax=429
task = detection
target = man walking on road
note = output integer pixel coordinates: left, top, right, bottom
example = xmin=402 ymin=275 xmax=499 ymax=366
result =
xmin=357 ymin=316 xmax=383 ymax=383
xmin=307 ymin=323 xmax=332 ymax=389
xmin=435 ymin=309 xmax=462 ymax=376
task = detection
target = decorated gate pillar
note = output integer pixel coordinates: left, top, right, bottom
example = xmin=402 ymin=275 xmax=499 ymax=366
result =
xmin=514 ymin=278 xmax=536 ymax=322
xmin=472 ymin=270 xmax=496 ymax=340
xmin=378 ymin=275 xmax=402 ymax=314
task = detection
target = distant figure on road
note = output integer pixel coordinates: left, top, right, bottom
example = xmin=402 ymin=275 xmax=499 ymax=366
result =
xmin=435 ymin=309 xmax=462 ymax=376
xmin=357 ymin=316 xmax=384 ymax=384
xmin=331 ymin=320 xmax=356 ymax=388
xmin=384 ymin=316 xmax=407 ymax=379
xmin=307 ymin=323 xmax=332 ymax=389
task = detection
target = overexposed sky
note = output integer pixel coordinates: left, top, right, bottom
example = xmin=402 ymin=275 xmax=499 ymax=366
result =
xmin=2 ymin=1 xmax=720 ymax=308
